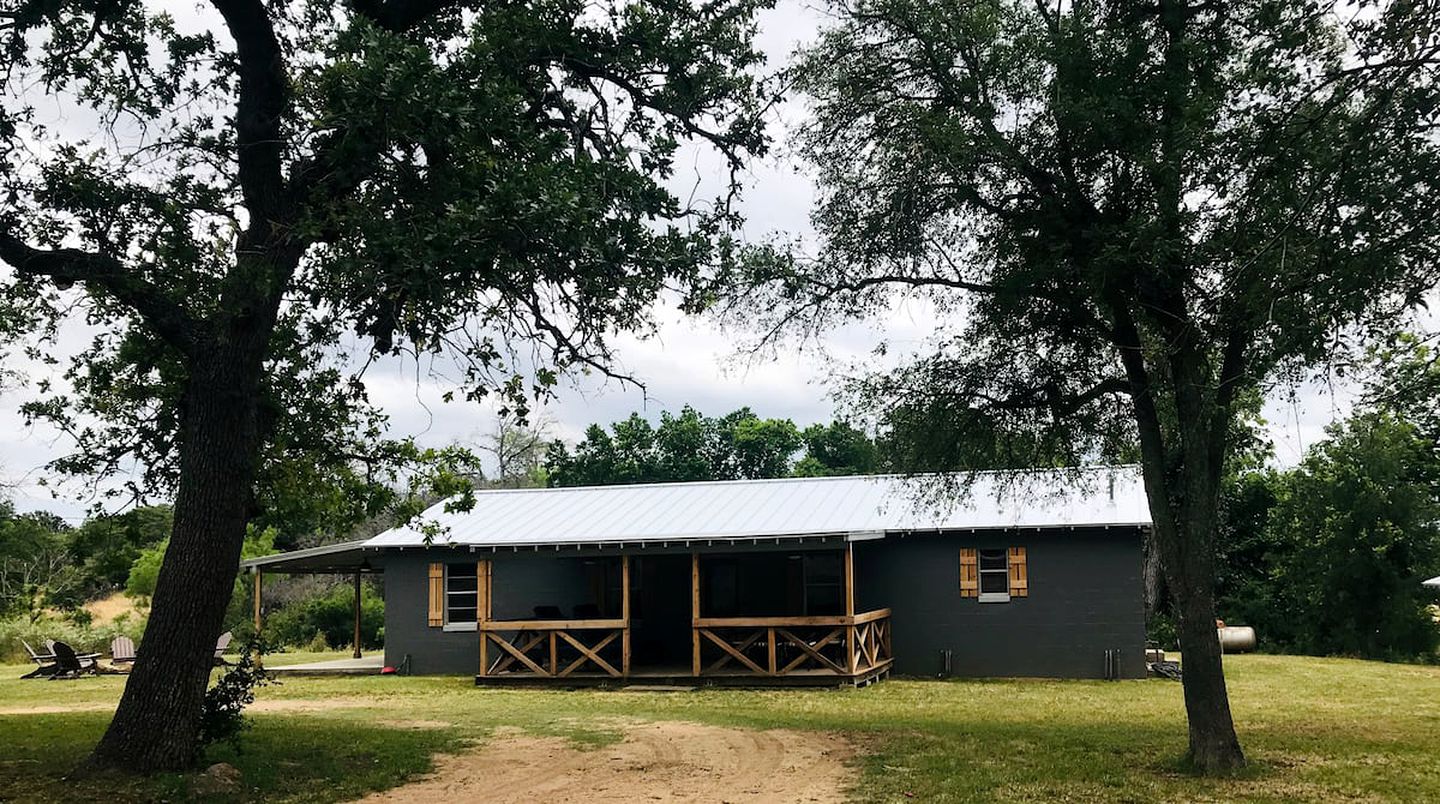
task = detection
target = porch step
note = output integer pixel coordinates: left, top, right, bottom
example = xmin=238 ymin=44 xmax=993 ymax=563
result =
xmin=620 ymin=684 xmax=700 ymax=692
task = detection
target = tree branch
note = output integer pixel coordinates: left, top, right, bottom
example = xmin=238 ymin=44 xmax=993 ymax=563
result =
xmin=209 ymin=0 xmax=288 ymax=231
xmin=0 ymin=226 xmax=198 ymax=354
xmin=349 ymin=0 xmax=458 ymax=33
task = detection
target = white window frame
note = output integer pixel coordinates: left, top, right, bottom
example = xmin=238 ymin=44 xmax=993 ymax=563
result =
xmin=977 ymin=548 xmax=1011 ymax=604
xmin=443 ymin=563 xmax=479 ymax=631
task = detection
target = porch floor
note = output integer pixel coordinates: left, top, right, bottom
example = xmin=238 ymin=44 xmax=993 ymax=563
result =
xmin=475 ymin=660 xmax=893 ymax=689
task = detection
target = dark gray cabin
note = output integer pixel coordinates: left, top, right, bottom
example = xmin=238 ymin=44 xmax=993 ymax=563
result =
xmin=245 ymin=468 xmax=1150 ymax=683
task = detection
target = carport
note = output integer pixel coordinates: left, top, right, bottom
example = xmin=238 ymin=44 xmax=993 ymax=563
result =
xmin=243 ymin=540 xmax=381 ymax=660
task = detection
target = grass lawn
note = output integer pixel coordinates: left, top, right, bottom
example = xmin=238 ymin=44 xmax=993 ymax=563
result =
xmin=1 ymin=654 xmax=1438 ymax=802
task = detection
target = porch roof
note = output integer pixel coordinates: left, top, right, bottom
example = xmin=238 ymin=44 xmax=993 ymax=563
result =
xmin=364 ymin=465 xmax=1149 ymax=551
xmin=1424 ymin=575 xmax=1440 ymax=588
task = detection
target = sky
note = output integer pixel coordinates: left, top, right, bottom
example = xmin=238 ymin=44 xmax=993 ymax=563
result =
xmin=0 ymin=0 xmax=1367 ymax=521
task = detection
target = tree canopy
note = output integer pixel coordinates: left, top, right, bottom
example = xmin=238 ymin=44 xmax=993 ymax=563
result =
xmin=0 ymin=0 xmax=776 ymax=770
xmin=1215 ymin=333 xmax=1440 ymax=661
xmin=721 ymin=0 xmax=1440 ymax=772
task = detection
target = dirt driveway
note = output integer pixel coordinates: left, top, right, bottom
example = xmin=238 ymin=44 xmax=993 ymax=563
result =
xmin=354 ymin=720 xmax=857 ymax=803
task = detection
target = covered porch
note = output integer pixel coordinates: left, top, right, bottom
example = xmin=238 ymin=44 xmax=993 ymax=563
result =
xmin=471 ymin=542 xmax=892 ymax=686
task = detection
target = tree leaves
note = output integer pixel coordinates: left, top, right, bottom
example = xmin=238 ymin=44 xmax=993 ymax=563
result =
xmin=0 ymin=0 xmax=775 ymax=534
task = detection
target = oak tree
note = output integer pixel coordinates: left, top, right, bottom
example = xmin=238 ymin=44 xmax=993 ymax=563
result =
xmin=729 ymin=0 xmax=1440 ymax=772
xmin=0 ymin=0 xmax=772 ymax=770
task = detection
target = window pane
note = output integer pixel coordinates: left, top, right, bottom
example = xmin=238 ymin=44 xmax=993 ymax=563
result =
xmin=979 ymin=549 xmax=1007 ymax=571
xmin=979 ymin=569 xmax=1008 ymax=594
xmin=447 ymin=563 xmax=477 ymax=596
xmin=804 ymin=553 xmax=842 ymax=585
xmin=806 ymin=584 xmax=843 ymax=615
xmin=447 ymin=606 xmax=477 ymax=623
xmin=447 ymin=564 xmax=479 ymax=622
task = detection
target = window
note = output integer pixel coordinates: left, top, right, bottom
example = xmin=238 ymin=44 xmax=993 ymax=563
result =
xmin=803 ymin=553 xmax=844 ymax=615
xmin=978 ymin=549 xmax=1010 ymax=603
xmin=445 ymin=563 xmax=478 ymax=626
xmin=960 ymin=546 xmax=1028 ymax=602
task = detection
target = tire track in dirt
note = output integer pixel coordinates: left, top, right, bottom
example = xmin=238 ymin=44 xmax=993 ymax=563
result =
xmin=354 ymin=720 xmax=857 ymax=803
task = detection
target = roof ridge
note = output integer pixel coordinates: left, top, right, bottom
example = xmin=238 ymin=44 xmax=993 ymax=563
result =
xmin=469 ymin=464 xmax=1140 ymax=495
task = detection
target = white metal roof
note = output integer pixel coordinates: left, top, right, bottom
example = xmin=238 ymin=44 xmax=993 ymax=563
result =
xmin=363 ymin=465 xmax=1150 ymax=550
xmin=1424 ymin=575 xmax=1440 ymax=589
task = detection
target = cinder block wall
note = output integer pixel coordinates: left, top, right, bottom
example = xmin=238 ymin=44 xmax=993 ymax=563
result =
xmin=855 ymin=528 xmax=1148 ymax=679
xmin=382 ymin=551 xmax=588 ymax=675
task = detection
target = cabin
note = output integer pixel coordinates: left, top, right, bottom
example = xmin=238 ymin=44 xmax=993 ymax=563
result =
xmin=243 ymin=466 xmax=1152 ymax=684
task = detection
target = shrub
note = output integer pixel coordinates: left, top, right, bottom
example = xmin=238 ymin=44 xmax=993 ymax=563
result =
xmin=198 ymin=638 xmax=272 ymax=758
xmin=264 ymin=582 xmax=384 ymax=650
xmin=0 ymin=613 xmax=147 ymax=663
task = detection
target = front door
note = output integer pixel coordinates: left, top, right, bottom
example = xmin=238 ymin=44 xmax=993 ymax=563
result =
xmin=630 ymin=555 xmax=692 ymax=668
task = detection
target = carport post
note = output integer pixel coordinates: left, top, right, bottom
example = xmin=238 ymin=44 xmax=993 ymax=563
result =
xmin=252 ymin=570 xmax=262 ymax=634
xmin=252 ymin=569 xmax=263 ymax=669
xmin=352 ymin=570 xmax=363 ymax=659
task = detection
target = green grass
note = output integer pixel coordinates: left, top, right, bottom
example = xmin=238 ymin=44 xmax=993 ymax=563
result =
xmin=1 ymin=654 xmax=1438 ymax=802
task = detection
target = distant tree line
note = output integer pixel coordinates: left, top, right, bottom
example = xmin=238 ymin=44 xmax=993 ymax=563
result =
xmin=542 ymin=405 xmax=930 ymax=487
xmin=0 ymin=504 xmax=172 ymax=623
xmin=1212 ymin=335 xmax=1440 ymax=662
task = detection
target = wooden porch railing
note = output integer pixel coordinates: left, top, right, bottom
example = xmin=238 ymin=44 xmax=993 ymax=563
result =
xmin=480 ymin=619 xmax=628 ymax=679
xmin=691 ymin=609 xmax=892 ymax=678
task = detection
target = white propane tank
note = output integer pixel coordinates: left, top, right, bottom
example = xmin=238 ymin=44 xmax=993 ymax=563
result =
xmin=1217 ymin=625 xmax=1257 ymax=653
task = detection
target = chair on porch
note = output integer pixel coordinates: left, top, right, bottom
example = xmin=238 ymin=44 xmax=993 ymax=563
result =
xmin=572 ymin=603 xmax=600 ymax=619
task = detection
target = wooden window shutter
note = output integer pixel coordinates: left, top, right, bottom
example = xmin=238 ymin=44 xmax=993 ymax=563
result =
xmin=1008 ymin=547 xmax=1029 ymax=597
xmin=476 ymin=560 xmax=491 ymax=622
xmin=959 ymin=548 xmax=979 ymax=598
xmin=427 ymin=562 xmax=445 ymax=626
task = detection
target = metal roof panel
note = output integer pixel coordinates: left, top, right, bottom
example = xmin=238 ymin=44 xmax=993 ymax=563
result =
xmin=363 ymin=466 xmax=1150 ymax=549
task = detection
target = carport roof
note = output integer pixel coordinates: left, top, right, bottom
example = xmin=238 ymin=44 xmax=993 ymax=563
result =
xmin=241 ymin=540 xmax=376 ymax=574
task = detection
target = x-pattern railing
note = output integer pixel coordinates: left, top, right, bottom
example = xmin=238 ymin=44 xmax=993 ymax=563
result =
xmin=480 ymin=619 xmax=626 ymax=678
xmin=693 ymin=609 xmax=892 ymax=677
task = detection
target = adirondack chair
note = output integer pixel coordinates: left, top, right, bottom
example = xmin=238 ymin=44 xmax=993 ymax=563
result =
xmin=110 ymin=636 xmax=137 ymax=664
xmin=19 ymin=639 xmax=57 ymax=679
xmin=47 ymin=638 xmax=102 ymax=664
xmin=47 ymin=641 xmax=97 ymax=680
xmin=213 ymin=631 xmax=233 ymax=665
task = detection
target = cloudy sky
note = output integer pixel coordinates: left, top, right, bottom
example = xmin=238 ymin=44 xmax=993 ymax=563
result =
xmin=0 ymin=0 xmax=1362 ymax=521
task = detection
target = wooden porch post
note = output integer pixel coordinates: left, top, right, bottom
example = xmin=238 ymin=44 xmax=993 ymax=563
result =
xmin=478 ymin=559 xmax=492 ymax=677
xmin=621 ymin=556 xmax=631 ymax=677
xmin=844 ymin=543 xmax=857 ymax=675
xmin=352 ymin=571 xmax=363 ymax=659
xmin=691 ymin=552 xmax=701 ymax=677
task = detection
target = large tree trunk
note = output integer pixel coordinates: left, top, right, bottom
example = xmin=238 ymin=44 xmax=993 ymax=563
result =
xmin=86 ymin=349 xmax=265 ymax=771
xmin=1143 ymin=530 xmax=1165 ymax=622
xmin=1171 ymin=562 xmax=1243 ymax=772
xmin=1148 ymin=475 xmax=1246 ymax=773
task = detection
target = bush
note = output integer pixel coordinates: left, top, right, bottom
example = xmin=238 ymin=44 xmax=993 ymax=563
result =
xmin=198 ymin=638 xmax=272 ymax=758
xmin=0 ymin=612 xmax=147 ymax=663
xmin=264 ymin=582 xmax=383 ymax=650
